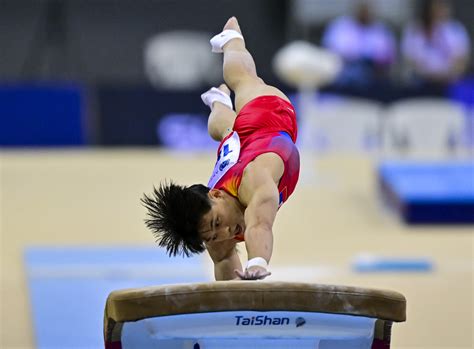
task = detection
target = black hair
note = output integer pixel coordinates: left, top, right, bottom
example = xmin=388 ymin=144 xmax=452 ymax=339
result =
xmin=419 ymin=0 xmax=449 ymax=32
xmin=141 ymin=182 xmax=211 ymax=257
xmin=419 ymin=0 xmax=434 ymax=31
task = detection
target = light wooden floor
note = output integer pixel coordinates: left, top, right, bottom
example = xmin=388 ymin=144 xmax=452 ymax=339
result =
xmin=1 ymin=149 xmax=473 ymax=348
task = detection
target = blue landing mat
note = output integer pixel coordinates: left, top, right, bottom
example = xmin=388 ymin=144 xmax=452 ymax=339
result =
xmin=378 ymin=162 xmax=474 ymax=224
xmin=24 ymin=246 xmax=209 ymax=349
xmin=352 ymin=254 xmax=434 ymax=272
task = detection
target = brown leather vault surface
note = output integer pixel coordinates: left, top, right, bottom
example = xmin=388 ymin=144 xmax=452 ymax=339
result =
xmin=104 ymin=281 xmax=406 ymax=325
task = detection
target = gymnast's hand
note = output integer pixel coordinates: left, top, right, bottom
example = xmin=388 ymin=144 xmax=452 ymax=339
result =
xmin=234 ymin=266 xmax=271 ymax=280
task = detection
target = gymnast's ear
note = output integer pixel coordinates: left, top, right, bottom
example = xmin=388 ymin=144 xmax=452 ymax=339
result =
xmin=208 ymin=189 xmax=224 ymax=199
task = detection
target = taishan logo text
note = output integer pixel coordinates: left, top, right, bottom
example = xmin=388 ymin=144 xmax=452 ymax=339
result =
xmin=235 ymin=315 xmax=290 ymax=326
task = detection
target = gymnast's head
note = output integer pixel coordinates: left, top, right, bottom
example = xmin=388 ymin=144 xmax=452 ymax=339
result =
xmin=141 ymin=181 xmax=245 ymax=256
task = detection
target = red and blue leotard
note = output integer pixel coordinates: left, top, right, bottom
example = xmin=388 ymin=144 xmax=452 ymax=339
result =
xmin=208 ymin=95 xmax=300 ymax=242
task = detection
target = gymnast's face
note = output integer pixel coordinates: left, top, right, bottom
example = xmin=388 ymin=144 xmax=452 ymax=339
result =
xmin=199 ymin=189 xmax=245 ymax=244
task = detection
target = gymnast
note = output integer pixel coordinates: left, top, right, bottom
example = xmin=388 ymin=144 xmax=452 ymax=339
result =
xmin=142 ymin=17 xmax=300 ymax=281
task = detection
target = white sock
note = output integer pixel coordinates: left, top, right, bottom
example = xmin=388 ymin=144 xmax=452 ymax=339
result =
xmin=210 ymin=29 xmax=244 ymax=53
xmin=201 ymin=87 xmax=233 ymax=110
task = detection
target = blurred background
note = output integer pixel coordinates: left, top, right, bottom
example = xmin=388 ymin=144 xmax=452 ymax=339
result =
xmin=1 ymin=0 xmax=473 ymax=348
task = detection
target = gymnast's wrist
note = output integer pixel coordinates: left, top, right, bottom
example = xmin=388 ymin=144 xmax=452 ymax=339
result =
xmin=246 ymin=257 xmax=268 ymax=270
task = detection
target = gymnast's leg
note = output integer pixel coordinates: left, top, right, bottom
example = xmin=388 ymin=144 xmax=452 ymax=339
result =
xmin=205 ymin=83 xmax=237 ymax=141
xmin=220 ymin=17 xmax=290 ymax=113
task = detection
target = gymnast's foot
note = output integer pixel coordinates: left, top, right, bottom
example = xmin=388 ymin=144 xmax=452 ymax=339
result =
xmin=210 ymin=17 xmax=244 ymax=53
xmin=217 ymin=83 xmax=231 ymax=96
xmin=223 ymin=16 xmax=242 ymax=35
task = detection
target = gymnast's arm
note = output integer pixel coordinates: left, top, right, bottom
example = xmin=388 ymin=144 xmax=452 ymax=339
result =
xmin=239 ymin=155 xmax=283 ymax=270
xmin=242 ymin=179 xmax=279 ymax=266
xmin=206 ymin=239 xmax=242 ymax=281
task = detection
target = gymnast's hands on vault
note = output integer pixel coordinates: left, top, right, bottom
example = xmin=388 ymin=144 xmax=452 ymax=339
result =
xmin=235 ymin=266 xmax=272 ymax=280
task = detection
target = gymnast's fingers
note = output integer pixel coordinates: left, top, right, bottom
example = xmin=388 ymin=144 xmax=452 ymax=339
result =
xmin=253 ymin=270 xmax=271 ymax=280
xmin=234 ymin=269 xmax=246 ymax=279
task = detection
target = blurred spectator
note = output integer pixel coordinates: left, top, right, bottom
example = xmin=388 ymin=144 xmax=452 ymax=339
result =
xmin=321 ymin=0 xmax=396 ymax=90
xmin=401 ymin=0 xmax=470 ymax=94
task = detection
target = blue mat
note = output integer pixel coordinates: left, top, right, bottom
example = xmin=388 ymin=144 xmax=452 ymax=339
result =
xmin=24 ymin=246 xmax=209 ymax=349
xmin=378 ymin=162 xmax=474 ymax=224
xmin=352 ymin=254 xmax=434 ymax=272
